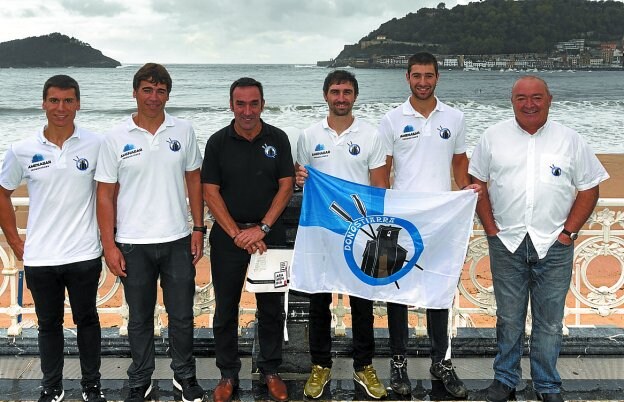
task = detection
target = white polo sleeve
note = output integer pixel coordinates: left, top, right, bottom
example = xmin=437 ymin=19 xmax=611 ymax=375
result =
xmin=0 ymin=146 xmax=24 ymax=191
xmin=378 ymin=114 xmax=395 ymax=157
xmin=185 ymin=125 xmax=203 ymax=171
xmin=368 ymin=130 xmax=387 ymax=170
xmin=453 ymin=112 xmax=468 ymax=154
xmin=94 ymin=135 xmax=119 ymax=184
xmin=296 ymin=128 xmax=311 ymax=166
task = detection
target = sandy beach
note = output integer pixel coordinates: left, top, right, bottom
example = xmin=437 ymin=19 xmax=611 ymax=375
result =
xmin=1 ymin=154 xmax=622 ymax=330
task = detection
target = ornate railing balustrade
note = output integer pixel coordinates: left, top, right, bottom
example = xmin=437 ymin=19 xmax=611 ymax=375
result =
xmin=1 ymin=197 xmax=623 ymax=337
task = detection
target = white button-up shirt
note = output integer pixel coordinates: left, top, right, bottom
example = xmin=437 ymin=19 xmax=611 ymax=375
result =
xmin=469 ymin=118 xmax=609 ymax=258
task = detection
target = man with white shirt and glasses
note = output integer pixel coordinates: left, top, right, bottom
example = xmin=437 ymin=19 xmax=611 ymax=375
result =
xmin=0 ymin=75 xmax=105 ymax=402
xmin=469 ymin=76 xmax=609 ymax=402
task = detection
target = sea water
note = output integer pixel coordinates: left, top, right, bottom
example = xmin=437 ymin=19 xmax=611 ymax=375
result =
xmin=0 ymin=64 xmax=623 ymax=159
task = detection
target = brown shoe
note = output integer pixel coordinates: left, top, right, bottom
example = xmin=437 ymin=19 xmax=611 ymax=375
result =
xmin=261 ymin=373 xmax=288 ymax=402
xmin=213 ymin=377 xmax=237 ymax=402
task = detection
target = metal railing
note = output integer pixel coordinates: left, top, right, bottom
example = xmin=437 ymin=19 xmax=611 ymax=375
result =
xmin=2 ymin=198 xmax=623 ymax=337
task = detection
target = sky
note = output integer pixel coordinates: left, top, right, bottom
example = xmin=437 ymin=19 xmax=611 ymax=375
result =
xmin=0 ymin=0 xmax=482 ymax=64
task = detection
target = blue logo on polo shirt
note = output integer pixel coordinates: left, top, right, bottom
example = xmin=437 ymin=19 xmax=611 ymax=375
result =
xmin=312 ymin=143 xmax=330 ymax=158
xmin=438 ymin=126 xmax=451 ymax=139
xmin=167 ymin=138 xmax=181 ymax=152
xmin=28 ymin=154 xmax=51 ymax=171
xmin=348 ymin=141 xmax=361 ymax=156
xmin=121 ymin=143 xmax=143 ymax=159
xmin=263 ymin=144 xmax=277 ymax=158
xmin=400 ymin=125 xmax=420 ymax=140
xmin=550 ymin=164 xmax=562 ymax=176
xmin=74 ymin=156 xmax=89 ymax=171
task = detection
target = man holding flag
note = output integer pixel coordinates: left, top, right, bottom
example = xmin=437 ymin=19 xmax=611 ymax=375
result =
xmin=295 ymin=70 xmax=389 ymax=399
xmin=378 ymin=52 xmax=481 ymax=397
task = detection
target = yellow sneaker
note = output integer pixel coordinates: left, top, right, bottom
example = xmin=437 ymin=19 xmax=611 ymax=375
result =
xmin=353 ymin=365 xmax=387 ymax=399
xmin=303 ymin=365 xmax=331 ymax=399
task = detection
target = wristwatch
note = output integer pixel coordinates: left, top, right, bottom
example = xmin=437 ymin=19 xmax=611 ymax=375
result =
xmin=193 ymin=225 xmax=208 ymax=234
xmin=259 ymin=223 xmax=272 ymax=234
xmin=561 ymin=229 xmax=578 ymax=241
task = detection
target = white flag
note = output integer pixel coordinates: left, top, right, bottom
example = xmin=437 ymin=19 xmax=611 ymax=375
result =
xmin=290 ymin=167 xmax=477 ymax=309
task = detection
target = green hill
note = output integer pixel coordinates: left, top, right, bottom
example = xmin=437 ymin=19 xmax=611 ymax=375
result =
xmin=335 ymin=0 xmax=624 ymax=59
xmin=0 ymin=33 xmax=121 ymax=68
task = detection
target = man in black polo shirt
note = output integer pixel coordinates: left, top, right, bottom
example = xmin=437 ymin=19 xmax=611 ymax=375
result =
xmin=201 ymin=77 xmax=294 ymax=402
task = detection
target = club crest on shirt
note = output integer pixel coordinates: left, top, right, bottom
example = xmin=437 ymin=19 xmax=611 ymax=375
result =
xmin=167 ymin=138 xmax=181 ymax=152
xmin=438 ymin=126 xmax=452 ymax=140
xmin=550 ymin=164 xmax=562 ymax=177
xmin=28 ymin=153 xmax=52 ymax=171
xmin=400 ymin=125 xmax=420 ymax=140
xmin=74 ymin=156 xmax=89 ymax=171
xmin=263 ymin=144 xmax=277 ymax=158
xmin=348 ymin=141 xmax=361 ymax=156
xmin=312 ymin=143 xmax=330 ymax=158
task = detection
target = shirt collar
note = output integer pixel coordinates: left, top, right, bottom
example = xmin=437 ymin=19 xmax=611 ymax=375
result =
xmin=322 ymin=116 xmax=360 ymax=135
xmin=36 ymin=125 xmax=80 ymax=145
xmin=401 ymin=96 xmax=443 ymax=117
xmin=126 ymin=111 xmax=174 ymax=133
xmin=512 ymin=117 xmax=551 ymax=136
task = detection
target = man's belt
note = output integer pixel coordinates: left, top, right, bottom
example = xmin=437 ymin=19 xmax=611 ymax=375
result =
xmin=236 ymin=222 xmax=257 ymax=229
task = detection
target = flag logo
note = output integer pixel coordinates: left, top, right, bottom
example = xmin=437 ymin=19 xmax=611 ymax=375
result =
xmin=330 ymin=195 xmax=423 ymax=287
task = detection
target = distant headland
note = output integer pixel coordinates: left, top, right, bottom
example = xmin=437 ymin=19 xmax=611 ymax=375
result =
xmin=0 ymin=33 xmax=121 ymax=68
xmin=319 ymin=0 xmax=624 ymax=70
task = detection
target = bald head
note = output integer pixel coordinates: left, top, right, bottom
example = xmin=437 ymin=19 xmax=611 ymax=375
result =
xmin=511 ymin=76 xmax=553 ymax=134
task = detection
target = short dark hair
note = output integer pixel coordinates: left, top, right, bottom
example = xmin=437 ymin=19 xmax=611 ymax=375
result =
xmin=133 ymin=63 xmax=172 ymax=94
xmin=43 ymin=75 xmax=80 ymax=101
xmin=407 ymin=52 xmax=439 ymax=75
xmin=229 ymin=77 xmax=264 ymax=101
xmin=323 ymin=70 xmax=359 ymax=97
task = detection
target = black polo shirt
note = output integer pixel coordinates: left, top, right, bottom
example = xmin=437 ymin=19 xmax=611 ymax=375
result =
xmin=201 ymin=119 xmax=294 ymax=241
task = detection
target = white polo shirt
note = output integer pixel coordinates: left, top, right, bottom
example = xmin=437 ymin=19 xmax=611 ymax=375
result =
xmin=95 ymin=112 xmax=203 ymax=244
xmin=469 ymin=118 xmax=609 ymax=258
xmin=0 ymin=126 xmax=103 ymax=266
xmin=379 ymin=97 xmax=467 ymax=192
xmin=297 ymin=117 xmax=386 ymax=185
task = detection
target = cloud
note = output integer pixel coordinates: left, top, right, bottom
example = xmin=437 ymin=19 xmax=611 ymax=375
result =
xmin=59 ymin=0 xmax=127 ymax=17
xmin=4 ymin=0 xmax=549 ymax=64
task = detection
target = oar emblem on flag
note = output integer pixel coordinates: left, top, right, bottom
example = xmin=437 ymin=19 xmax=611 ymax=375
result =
xmin=330 ymin=193 xmax=424 ymax=287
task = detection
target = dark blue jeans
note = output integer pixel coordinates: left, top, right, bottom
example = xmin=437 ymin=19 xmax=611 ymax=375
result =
xmin=488 ymin=234 xmax=573 ymax=394
xmin=118 ymin=235 xmax=197 ymax=388
xmin=309 ymin=293 xmax=374 ymax=371
xmin=25 ymin=257 xmax=102 ymax=389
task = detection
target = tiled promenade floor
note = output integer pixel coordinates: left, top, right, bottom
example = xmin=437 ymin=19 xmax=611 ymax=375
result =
xmin=1 ymin=356 xmax=623 ymax=401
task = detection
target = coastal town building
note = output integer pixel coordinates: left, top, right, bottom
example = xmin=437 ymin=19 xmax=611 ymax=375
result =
xmin=321 ymin=37 xmax=624 ymax=70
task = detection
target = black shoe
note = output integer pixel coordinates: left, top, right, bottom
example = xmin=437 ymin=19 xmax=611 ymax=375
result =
xmin=390 ymin=355 xmax=412 ymax=395
xmin=82 ymin=383 xmax=106 ymax=402
xmin=486 ymin=379 xmax=516 ymax=402
xmin=173 ymin=375 xmax=206 ymax=402
xmin=430 ymin=359 xmax=468 ymax=398
xmin=125 ymin=383 xmax=152 ymax=402
xmin=536 ymin=391 xmax=564 ymax=402
xmin=39 ymin=388 xmax=65 ymax=402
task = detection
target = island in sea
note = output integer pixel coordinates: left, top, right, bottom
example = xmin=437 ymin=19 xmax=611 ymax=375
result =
xmin=0 ymin=33 xmax=120 ymax=68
